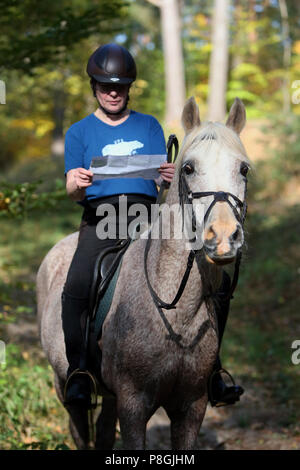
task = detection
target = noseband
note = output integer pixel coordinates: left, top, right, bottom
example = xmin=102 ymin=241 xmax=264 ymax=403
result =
xmin=187 ymin=190 xmax=247 ymax=228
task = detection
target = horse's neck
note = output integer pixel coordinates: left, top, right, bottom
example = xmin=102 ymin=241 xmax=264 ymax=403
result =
xmin=147 ymin=181 xmax=222 ymax=321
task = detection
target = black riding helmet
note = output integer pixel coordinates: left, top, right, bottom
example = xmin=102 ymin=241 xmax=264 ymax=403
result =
xmin=86 ymin=43 xmax=137 ymax=85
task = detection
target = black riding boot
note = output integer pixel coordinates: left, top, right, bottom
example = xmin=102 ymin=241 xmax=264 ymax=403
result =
xmin=61 ymin=291 xmax=92 ymax=408
xmin=208 ymin=272 xmax=244 ymax=407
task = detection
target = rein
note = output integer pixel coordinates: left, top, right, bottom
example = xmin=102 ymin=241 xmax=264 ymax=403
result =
xmin=144 ymin=135 xmax=248 ymax=348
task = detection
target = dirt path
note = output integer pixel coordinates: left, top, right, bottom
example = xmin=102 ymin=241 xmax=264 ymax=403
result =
xmin=4 ymin=316 xmax=300 ymax=450
xmin=146 ymin=398 xmax=300 ymax=450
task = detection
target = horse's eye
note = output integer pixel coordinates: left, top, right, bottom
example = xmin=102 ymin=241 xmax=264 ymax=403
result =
xmin=240 ymin=163 xmax=249 ymax=178
xmin=183 ymin=162 xmax=194 ymax=175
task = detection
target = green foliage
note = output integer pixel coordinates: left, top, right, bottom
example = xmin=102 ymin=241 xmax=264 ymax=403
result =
xmin=221 ymin=203 xmax=300 ymax=425
xmin=268 ymin=114 xmax=300 ymax=181
xmin=1 ymin=1 xmax=300 ymax=170
xmin=181 ymin=0 xmax=299 ymax=116
xmin=250 ymin=114 xmax=300 ymax=201
xmin=0 ymin=0 xmax=128 ymax=73
xmin=0 ymin=179 xmax=66 ymax=218
xmin=0 ymin=0 xmax=129 ymax=169
xmin=122 ymin=0 xmax=165 ymax=117
xmin=0 ymin=344 xmax=73 ymax=450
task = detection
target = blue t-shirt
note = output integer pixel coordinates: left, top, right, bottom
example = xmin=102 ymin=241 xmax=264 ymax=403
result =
xmin=64 ymin=111 xmax=166 ymax=202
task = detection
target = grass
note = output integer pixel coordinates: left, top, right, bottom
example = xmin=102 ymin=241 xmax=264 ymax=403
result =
xmin=0 ymin=344 xmax=74 ymax=450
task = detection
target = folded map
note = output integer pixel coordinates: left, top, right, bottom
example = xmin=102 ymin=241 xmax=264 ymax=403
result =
xmin=90 ymin=154 xmax=167 ymax=180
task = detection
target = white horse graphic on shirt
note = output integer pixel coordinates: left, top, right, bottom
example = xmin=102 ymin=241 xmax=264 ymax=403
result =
xmin=102 ymin=139 xmax=144 ymax=156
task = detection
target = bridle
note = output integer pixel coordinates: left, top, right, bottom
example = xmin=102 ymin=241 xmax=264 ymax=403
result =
xmin=144 ymin=135 xmax=248 ymax=349
xmin=179 ymin=181 xmax=248 ymax=303
xmin=187 ymin=190 xmax=247 ymax=228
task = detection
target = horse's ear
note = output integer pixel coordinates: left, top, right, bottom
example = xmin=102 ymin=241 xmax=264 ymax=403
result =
xmin=181 ymin=97 xmax=201 ymax=134
xmin=226 ymin=97 xmax=246 ymax=134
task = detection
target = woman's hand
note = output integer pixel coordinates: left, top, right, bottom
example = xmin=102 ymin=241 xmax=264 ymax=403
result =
xmin=66 ymin=168 xmax=93 ymax=201
xmin=72 ymin=168 xmax=93 ymax=189
xmin=158 ymin=162 xmax=176 ymax=183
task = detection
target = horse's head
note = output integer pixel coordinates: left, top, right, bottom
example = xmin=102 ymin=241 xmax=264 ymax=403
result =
xmin=178 ymin=97 xmax=250 ymax=266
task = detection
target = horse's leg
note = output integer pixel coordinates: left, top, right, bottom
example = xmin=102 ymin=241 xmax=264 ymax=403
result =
xmin=67 ymin=407 xmax=91 ymax=450
xmin=54 ymin=373 xmax=90 ymax=450
xmin=117 ymin=389 xmax=148 ymax=450
xmin=95 ymin=396 xmax=118 ymax=450
xmin=166 ymin=397 xmax=208 ymax=450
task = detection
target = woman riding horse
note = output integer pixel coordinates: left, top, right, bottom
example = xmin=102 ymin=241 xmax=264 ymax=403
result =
xmin=62 ymin=42 xmax=243 ymax=408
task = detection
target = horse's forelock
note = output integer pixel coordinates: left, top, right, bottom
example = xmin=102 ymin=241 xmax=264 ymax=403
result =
xmin=177 ymin=121 xmax=250 ymax=167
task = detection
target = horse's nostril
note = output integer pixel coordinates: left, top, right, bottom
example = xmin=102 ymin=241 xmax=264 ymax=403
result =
xmin=231 ymin=225 xmax=242 ymax=242
xmin=232 ymin=229 xmax=239 ymax=241
xmin=206 ymin=226 xmax=216 ymax=240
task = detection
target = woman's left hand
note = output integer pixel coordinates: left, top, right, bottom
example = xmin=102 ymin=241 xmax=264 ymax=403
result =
xmin=158 ymin=162 xmax=176 ymax=183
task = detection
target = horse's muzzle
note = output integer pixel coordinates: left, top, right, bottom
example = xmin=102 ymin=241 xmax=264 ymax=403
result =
xmin=203 ymin=222 xmax=244 ymax=265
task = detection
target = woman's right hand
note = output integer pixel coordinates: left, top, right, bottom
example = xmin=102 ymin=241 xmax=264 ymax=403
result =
xmin=72 ymin=168 xmax=93 ymax=189
xmin=66 ymin=168 xmax=93 ymax=201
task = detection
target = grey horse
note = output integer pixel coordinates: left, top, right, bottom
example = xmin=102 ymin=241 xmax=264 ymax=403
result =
xmin=37 ymin=97 xmax=250 ymax=450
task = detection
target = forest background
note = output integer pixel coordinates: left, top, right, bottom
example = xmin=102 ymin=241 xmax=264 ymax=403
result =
xmin=0 ymin=0 xmax=300 ymax=450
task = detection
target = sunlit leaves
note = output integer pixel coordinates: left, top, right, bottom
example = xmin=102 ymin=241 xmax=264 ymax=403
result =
xmin=0 ymin=180 xmax=66 ymax=218
xmin=0 ymin=0 xmax=128 ymax=73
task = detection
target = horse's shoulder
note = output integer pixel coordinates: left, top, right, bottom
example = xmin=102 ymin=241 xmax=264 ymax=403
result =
xmin=44 ymin=231 xmax=78 ymax=263
xmin=37 ymin=232 xmax=79 ymax=290
xmin=52 ymin=231 xmax=79 ymax=254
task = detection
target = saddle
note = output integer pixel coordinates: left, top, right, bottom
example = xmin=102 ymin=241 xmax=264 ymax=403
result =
xmin=89 ymin=237 xmax=132 ymax=331
xmin=77 ymin=236 xmax=132 ymax=399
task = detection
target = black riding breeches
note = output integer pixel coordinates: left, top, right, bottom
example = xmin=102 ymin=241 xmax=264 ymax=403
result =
xmin=63 ymin=194 xmax=155 ymax=299
xmin=61 ymin=194 xmax=156 ymax=372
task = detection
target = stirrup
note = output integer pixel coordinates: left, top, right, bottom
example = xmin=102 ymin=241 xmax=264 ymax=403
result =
xmin=208 ymin=367 xmax=242 ymax=408
xmin=63 ymin=368 xmax=98 ymax=409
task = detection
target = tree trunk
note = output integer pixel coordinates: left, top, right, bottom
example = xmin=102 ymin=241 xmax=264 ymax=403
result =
xmin=51 ymin=84 xmax=65 ymax=157
xmin=147 ymin=0 xmax=186 ymax=128
xmin=207 ymin=0 xmax=230 ymax=122
xmin=231 ymin=0 xmax=244 ymax=70
xmin=278 ymin=0 xmax=291 ymax=114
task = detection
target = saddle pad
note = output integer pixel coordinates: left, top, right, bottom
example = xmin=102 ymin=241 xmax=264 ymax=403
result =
xmin=94 ymin=255 xmax=123 ymax=340
xmin=93 ymin=231 xmax=138 ymax=340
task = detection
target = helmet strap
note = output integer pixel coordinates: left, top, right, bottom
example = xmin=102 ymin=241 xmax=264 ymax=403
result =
xmin=96 ymin=94 xmax=130 ymax=117
xmin=90 ymin=79 xmax=130 ymax=117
